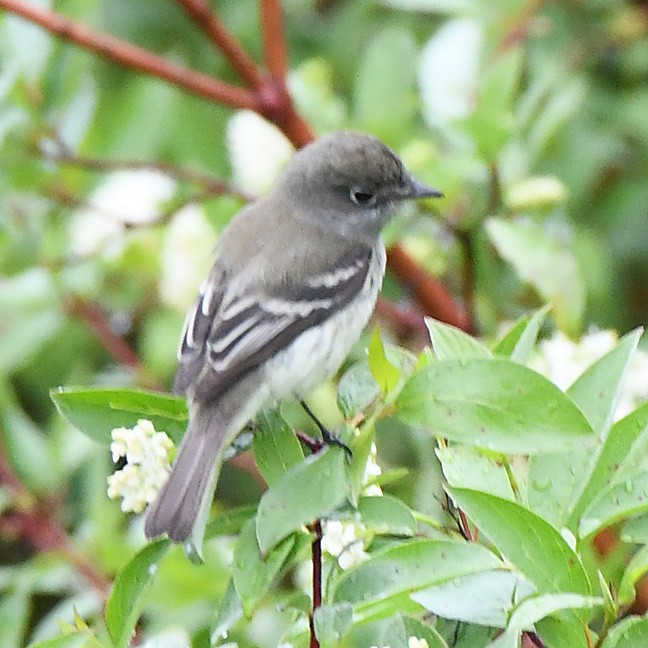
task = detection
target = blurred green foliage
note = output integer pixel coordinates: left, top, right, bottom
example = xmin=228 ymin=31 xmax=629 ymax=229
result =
xmin=1 ymin=0 xmax=648 ymax=647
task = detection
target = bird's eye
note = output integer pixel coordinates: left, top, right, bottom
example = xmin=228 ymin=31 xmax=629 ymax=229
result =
xmin=350 ymin=189 xmax=374 ymax=206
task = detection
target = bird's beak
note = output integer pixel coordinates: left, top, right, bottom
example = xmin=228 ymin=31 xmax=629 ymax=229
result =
xmin=407 ymin=176 xmax=444 ymax=199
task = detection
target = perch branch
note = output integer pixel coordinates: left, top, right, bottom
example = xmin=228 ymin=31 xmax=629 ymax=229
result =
xmin=0 ymin=0 xmax=261 ymax=111
xmin=175 ymin=0 xmax=264 ymax=88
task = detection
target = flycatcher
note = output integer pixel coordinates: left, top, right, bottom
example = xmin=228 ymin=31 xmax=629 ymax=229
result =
xmin=145 ymin=131 xmax=441 ymax=543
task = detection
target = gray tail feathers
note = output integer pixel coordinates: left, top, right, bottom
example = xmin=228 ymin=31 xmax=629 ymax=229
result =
xmin=144 ymin=404 xmax=227 ymax=542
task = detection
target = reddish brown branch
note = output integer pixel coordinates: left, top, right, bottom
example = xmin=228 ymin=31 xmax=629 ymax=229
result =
xmin=261 ymin=0 xmax=289 ymax=80
xmin=309 ymin=519 xmax=323 ymax=648
xmin=387 ymin=244 xmax=473 ymax=333
xmin=67 ymin=297 xmax=142 ymax=370
xmin=0 ymin=0 xmax=261 ymax=111
xmin=374 ymin=297 xmax=428 ymax=341
xmin=175 ymin=0 xmax=264 ymax=88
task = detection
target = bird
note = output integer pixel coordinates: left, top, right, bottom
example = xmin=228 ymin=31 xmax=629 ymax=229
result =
xmin=144 ymin=131 xmax=442 ymax=543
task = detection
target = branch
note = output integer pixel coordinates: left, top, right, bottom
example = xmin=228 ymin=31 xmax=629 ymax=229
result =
xmin=41 ymin=138 xmax=248 ymax=199
xmin=0 ymin=0 xmax=260 ymax=111
xmin=175 ymin=0 xmax=264 ymax=88
xmin=309 ymin=519 xmax=323 ymax=648
xmin=386 ymin=245 xmax=473 ymax=333
xmin=66 ymin=297 xmax=163 ymax=390
xmin=261 ymin=0 xmax=288 ymax=80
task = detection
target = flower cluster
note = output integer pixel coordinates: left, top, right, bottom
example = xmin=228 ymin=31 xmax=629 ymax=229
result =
xmin=320 ymin=443 xmax=384 ymax=569
xmin=107 ymin=419 xmax=174 ymax=513
xmin=533 ymin=328 xmax=648 ymax=419
xmin=69 ymin=169 xmax=176 ymax=256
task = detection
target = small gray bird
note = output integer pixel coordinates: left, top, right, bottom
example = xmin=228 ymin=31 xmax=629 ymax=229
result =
xmin=144 ymin=131 xmax=441 ymax=544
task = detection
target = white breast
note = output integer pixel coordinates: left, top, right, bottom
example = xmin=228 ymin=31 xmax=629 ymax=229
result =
xmin=263 ymin=241 xmax=386 ymax=401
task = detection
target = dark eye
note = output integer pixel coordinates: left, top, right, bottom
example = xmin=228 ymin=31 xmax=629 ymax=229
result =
xmin=350 ymin=189 xmax=374 ymax=206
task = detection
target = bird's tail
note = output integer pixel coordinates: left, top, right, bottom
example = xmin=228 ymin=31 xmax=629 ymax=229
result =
xmin=144 ymin=403 xmax=228 ymax=543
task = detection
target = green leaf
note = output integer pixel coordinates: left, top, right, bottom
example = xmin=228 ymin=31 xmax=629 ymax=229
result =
xmin=396 ymin=358 xmax=594 ymax=453
xmin=337 ymin=362 xmax=380 ymax=419
xmin=50 ymin=387 xmax=188 ymax=445
xmin=436 ymin=446 xmax=515 ymax=501
xmin=357 ymin=495 xmax=417 ymax=536
xmin=205 ymin=505 xmax=257 ymax=540
xmin=493 ymin=304 xmax=552 ymax=364
xmin=252 ymin=409 xmax=304 ymax=486
xmin=0 ymin=309 xmax=64 ymax=373
xmin=412 ymin=570 xmax=534 ymax=627
xmin=211 ymin=579 xmax=243 ymax=645
xmin=448 ymin=488 xmax=590 ymax=596
xmin=508 ymin=593 xmax=602 ymax=630
xmin=486 ymin=218 xmax=585 ymax=335
xmin=26 ymin=634 xmax=101 ymax=648
xmin=0 ymin=588 xmax=30 ymax=648
xmin=573 ymin=400 xmax=648 ymax=529
xmin=0 ymin=384 xmax=57 ymax=493
xmin=580 ymin=470 xmax=648 ymax=538
xmin=618 ymin=544 xmax=648 ymax=606
xmin=354 ymin=28 xmax=418 ymax=142
xmin=529 ymin=329 xmax=643 ymax=529
xmin=313 ymin=603 xmax=353 ymax=647
xmin=600 ymin=615 xmax=648 ymax=648
xmin=256 ymin=447 xmax=348 ymax=554
xmin=105 ymin=539 xmax=170 ymax=648
xmin=568 ymin=329 xmax=642 ymax=438
xmin=333 ymin=538 xmax=501 ymax=610
xmin=466 ymin=48 xmax=523 ymax=160
xmin=368 ymin=327 xmax=402 ymax=394
xmin=622 ymin=513 xmax=648 ymax=544
xmin=232 ymin=519 xmax=295 ymax=616
xmin=425 ymin=318 xmax=492 ymax=361
xmin=381 ymin=614 xmax=449 ymax=648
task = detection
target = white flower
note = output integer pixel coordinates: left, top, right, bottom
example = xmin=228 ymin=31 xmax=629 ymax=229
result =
xmin=362 ymin=442 xmax=383 ymax=496
xmin=533 ymin=329 xmax=618 ymax=392
xmin=419 ymin=19 xmax=482 ymax=125
xmin=107 ymin=419 xmax=174 ymax=513
xmin=321 ymin=519 xmax=369 ymax=570
xmin=158 ymin=203 xmax=218 ymax=311
xmin=226 ymin=110 xmax=293 ymax=196
xmin=70 ymin=169 xmax=176 ymax=256
xmin=533 ymin=329 xmax=648 ymax=419
xmin=408 ymin=638 xmax=429 ymax=648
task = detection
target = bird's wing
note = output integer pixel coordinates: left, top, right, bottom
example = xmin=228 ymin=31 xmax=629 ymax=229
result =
xmin=173 ymin=250 xmax=372 ymax=403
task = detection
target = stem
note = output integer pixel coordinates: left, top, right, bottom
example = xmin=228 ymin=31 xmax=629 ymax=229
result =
xmin=309 ymin=519 xmax=323 ymax=648
xmin=261 ymin=0 xmax=288 ymax=80
xmin=501 ymin=455 xmax=522 ymax=503
xmin=0 ymin=0 xmax=261 ymax=111
xmin=175 ymin=0 xmax=264 ymax=88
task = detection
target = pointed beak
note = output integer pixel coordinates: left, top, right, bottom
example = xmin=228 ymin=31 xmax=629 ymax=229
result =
xmin=407 ymin=176 xmax=444 ymax=199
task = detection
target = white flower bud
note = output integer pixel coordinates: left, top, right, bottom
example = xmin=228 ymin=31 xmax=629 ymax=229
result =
xmin=505 ymin=176 xmax=567 ymax=211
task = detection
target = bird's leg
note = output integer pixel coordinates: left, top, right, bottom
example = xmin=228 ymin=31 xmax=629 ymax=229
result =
xmin=299 ymin=400 xmax=352 ymax=457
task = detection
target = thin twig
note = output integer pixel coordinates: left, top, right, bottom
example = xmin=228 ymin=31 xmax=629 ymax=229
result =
xmin=174 ymin=0 xmax=264 ymax=88
xmin=41 ymin=138 xmax=248 ymax=199
xmin=309 ymin=519 xmax=323 ymax=648
xmin=261 ymin=0 xmax=289 ymax=80
xmin=0 ymin=0 xmax=261 ymax=111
